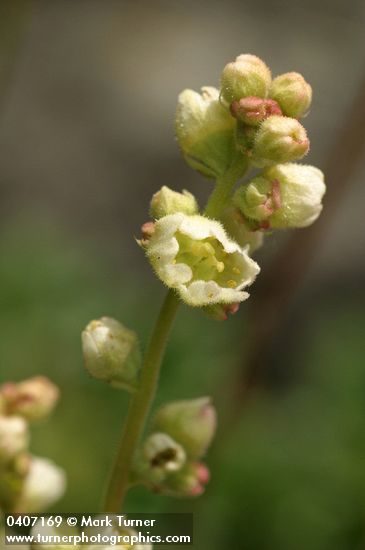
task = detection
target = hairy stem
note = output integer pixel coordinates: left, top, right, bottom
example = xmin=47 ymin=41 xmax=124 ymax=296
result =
xmin=102 ymin=152 xmax=248 ymax=512
xmin=204 ymin=154 xmax=249 ymax=218
xmin=102 ymin=289 xmax=180 ymax=512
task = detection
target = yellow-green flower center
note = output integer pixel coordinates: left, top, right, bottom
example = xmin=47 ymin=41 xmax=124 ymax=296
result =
xmin=175 ymin=232 xmax=242 ymax=289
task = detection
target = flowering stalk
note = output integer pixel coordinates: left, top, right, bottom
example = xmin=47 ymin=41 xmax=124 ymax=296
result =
xmin=102 ymin=289 xmax=179 ymax=512
xmin=78 ymin=52 xmax=325 ymax=528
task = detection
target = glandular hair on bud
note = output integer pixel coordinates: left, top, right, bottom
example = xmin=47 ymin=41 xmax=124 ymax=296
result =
xmin=82 ymin=317 xmax=141 ymax=392
xmin=230 ymin=96 xmax=282 ymax=126
xmin=252 ymin=115 xmax=309 ymax=167
xmin=270 ymin=72 xmax=312 ymax=119
xmin=150 ymin=186 xmax=198 ymax=219
xmin=220 ymin=54 xmax=271 ymax=105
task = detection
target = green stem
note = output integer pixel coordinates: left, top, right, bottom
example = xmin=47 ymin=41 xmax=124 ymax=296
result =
xmin=204 ymin=154 xmax=249 ymax=219
xmin=102 ymin=289 xmax=180 ymax=513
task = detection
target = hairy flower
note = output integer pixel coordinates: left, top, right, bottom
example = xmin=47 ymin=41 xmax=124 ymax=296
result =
xmin=234 ymin=163 xmax=326 ymax=229
xmin=150 ymin=186 xmax=198 ymax=219
xmin=175 ymin=86 xmax=238 ymax=178
xmin=145 ymin=213 xmax=260 ymax=306
xmin=269 ymin=71 xmax=312 ymax=119
xmin=252 ymin=115 xmax=309 ymax=167
xmin=82 ymin=317 xmax=141 ymax=391
xmin=220 ymin=54 xmax=272 ymax=104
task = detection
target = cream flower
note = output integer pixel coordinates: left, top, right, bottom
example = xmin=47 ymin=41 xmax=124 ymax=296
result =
xmin=234 ymin=163 xmax=326 ymax=229
xmin=145 ymin=213 xmax=260 ymax=306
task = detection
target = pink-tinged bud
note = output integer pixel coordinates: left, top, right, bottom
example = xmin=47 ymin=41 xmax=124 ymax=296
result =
xmin=156 ymin=461 xmax=210 ymax=498
xmin=230 ymin=97 xmax=282 ymax=126
xmin=162 ymin=462 xmax=210 ymax=497
xmin=1 ymin=377 xmax=59 ymax=422
xmin=139 ymin=221 xmax=156 ymax=247
xmin=270 ymin=72 xmax=312 ymax=119
xmin=196 ymin=462 xmax=210 ymax=485
xmin=152 ymin=397 xmax=217 ymax=459
xmin=141 ymin=221 xmax=156 ymax=239
xmin=252 ymin=115 xmax=309 ymax=167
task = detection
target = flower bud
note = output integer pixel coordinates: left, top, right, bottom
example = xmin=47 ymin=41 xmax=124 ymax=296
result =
xmin=220 ymin=54 xmax=271 ymax=105
xmin=159 ymin=461 xmax=210 ymax=498
xmin=234 ymin=163 xmax=325 ymax=229
xmin=270 ymin=72 xmax=312 ymax=119
xmin=16 ymin=456 xmax=66 ymax=512
xmin=152 ymin=397 xmax=217 ymax=459
xmin=145 ymin=213 xmax=260 ymax=307
xmin=150 ymin=186 xmax=198 ymax=219
xmin=0 ymin=416 xmax=29 ymax=463
xmin=230 ymin=96 xmax=282 ymax=126
xmin=175 ymin=86 xmax=237 ymax=179
xmin=252 ymin=115 xmax=309 ymax=167
xmin=82 ymin=317 xmax=141 ymax=391
xmin=1 ymin=377 xmax=59 ymax=421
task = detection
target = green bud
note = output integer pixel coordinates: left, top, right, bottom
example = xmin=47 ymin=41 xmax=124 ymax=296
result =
xmin=0 ymin=416 xmax=29 ymax=464
xmin=1 ymin=377 xmax=59 ymax=421
xmin=152 ymin=397 xmax=216 ymax=459
xmin=82 ymin=317 xmax=141 ymax=391
xmin=234 ymin=163 xmax=326 ymax=229
xmin=150 ymin=186 xmax=198 ymax=219
xmin=175 ymin=86 xmax=237 ymax=178
xmin=252 ymin=115 xmax=309 ymax=167
xmin=220 ymin=54 xmax=271 ymax=105
xmin=270 ymin=72 xmax=312 ymax=119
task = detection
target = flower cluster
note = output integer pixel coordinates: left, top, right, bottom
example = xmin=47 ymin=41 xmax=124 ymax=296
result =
xmin=140 ymin=53 xmax=325 ymax=311
xmin=79 ymin=52 xmax=326 ymax=513
xmin=131 ymin=398 xmax=216 ymax=497
xmin=0 ymin=377 xmax=65 ymax=513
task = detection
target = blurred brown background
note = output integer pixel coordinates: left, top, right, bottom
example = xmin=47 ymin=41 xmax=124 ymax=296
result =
xmin=1 ymin=1 xmax=365 ymax=549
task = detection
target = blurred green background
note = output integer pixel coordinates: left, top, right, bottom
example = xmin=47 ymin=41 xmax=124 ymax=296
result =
xmin=1 ymin=1 xmax=365 ymax=549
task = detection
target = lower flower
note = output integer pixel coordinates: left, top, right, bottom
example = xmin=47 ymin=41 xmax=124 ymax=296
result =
xmin=145 ymin=213 xmax=260 ymax=307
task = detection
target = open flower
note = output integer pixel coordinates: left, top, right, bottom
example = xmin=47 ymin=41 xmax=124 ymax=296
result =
xmin=145 ymin=213 xmax=260 ymax=306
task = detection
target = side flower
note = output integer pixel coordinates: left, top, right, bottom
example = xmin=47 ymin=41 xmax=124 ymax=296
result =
xmin=175 ymin=86 xmax=238 ymax=179
xmin=144 ymin=213 xmax=260 ymax=307
xmin=234 ymin=163 xmax=326 ymax=229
